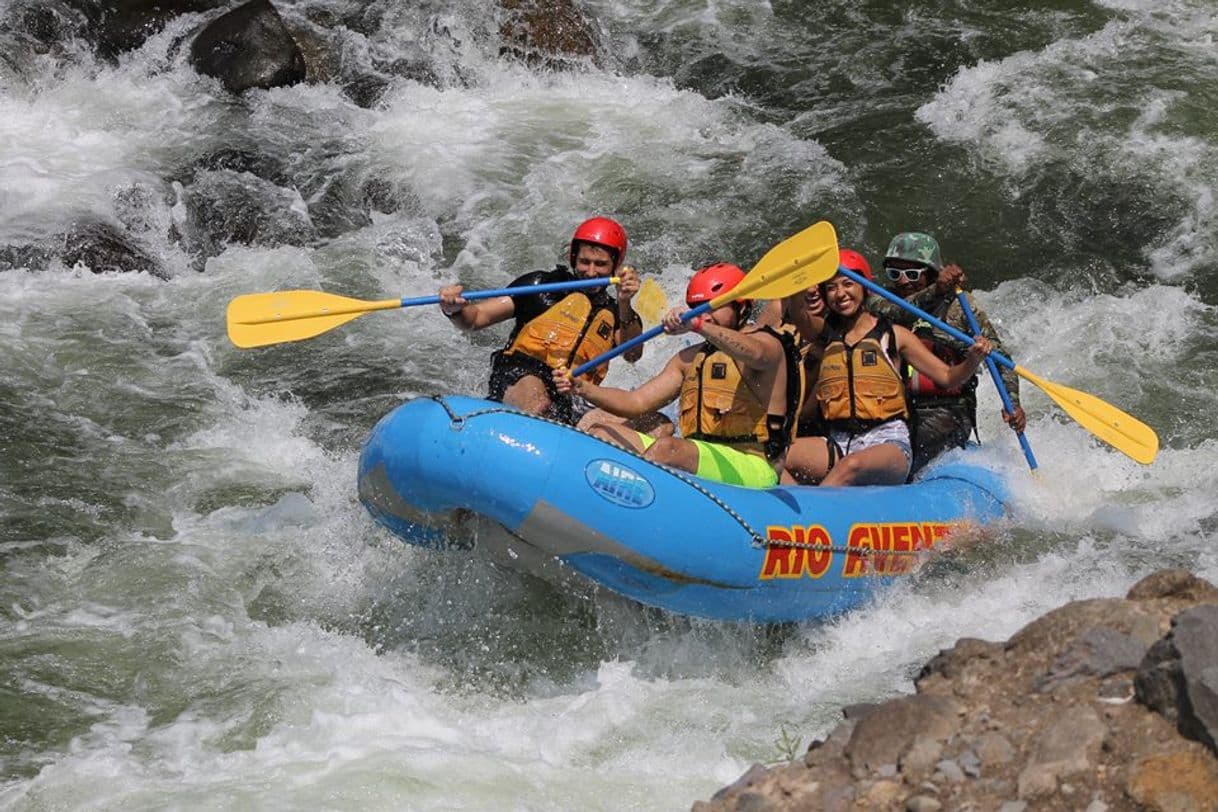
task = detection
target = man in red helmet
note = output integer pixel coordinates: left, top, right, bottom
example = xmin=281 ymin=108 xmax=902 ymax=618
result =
xmin=552 ymin=263 xmax=803 ymax=488
xmin=438 ymin=217 xmax=643 ymax=424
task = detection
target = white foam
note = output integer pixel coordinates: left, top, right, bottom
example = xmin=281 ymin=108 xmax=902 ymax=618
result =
xmin=919 ymin=4 xmax=1218 ymax=277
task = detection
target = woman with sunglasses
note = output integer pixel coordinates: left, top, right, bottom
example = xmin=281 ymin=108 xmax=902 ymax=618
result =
xmin=782 ymin=265 xmax=992 ymax=487
xmin=869 ymin=232 xmax=1027 ymax=475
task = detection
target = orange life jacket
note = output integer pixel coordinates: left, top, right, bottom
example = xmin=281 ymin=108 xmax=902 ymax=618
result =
xmin=815 ymin=319 xmax=909 ymax=429
xmin=678 ymin=325 xmax=802 ymax=460
xmin=504 ymin=293 xmax=618 ymax=385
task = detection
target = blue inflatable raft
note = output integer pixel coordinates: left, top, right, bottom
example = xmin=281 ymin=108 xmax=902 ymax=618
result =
xmin=357 ymin=395 xmax=1009 ymax=623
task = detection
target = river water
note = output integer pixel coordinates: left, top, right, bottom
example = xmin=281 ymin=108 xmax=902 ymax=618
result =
xmin=2 ymin=0 xmax=1216 ymax=808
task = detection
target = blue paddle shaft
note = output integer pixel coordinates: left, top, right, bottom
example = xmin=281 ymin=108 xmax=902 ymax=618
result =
xmin=571 ymin=301 xmax=713 ymax=378
xmin=399 ymin=276 xmax=613 ymax=308
xmin=839 ymin=269 xmax=1020 ymax=372
xmin=955 ymin=291 xmax=1038 ymax=470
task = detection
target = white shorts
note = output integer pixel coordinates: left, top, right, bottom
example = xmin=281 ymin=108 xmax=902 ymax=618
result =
xmin=830 ymin=420 xmax=912 ymax=470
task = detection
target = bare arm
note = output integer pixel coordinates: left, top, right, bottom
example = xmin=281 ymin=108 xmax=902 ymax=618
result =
xmin=662 ymin=307 xmax=782 ymax=371
xmin=438 ymin=285 xmax=515 ymax=331
xmin=698 ymin=322 xmax=783 ymax=371
xmin=614 ymin=266 xmax=644 ymax=362
xmin=554 ymin=351 xmax=687 ymax=417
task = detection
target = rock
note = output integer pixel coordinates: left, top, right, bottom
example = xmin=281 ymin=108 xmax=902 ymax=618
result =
xmin=694 ymin=570 xmax=1218 ymax=812
xmin=844 ymin=695 xmax=963 ymax=775
xmin=730 ymin=791 xmax=776 ymax=812
xmin=192 ymin=148 xmax=288 ymax=186
xmin=898 ymin=734 xmax=943 ymax=776
xmin=933 ymin=759 xmax=965 ymax=783
xmin=176 ymin=168 xmax=315 ymax=260
xmin=342 ymin=73 xmax=390 ymax=109
xmin=804 ymin=719 xmax=855 ymax=769
xmin=711 ymin=763 xmax=768 ymax=802
xmin=917 ymin=637 xmax=1005 ymax=683
xmin=1034 ymin=625 xmax=1148 ymax=692
xmin=1127 ymin=569 xmax=1218 ymax=602
xmin=957 ymin=747 xmax=982 ymax=777
xmin=68 ymin=0 xmax=228 ymax=59
xmin=1026 ymin=704 xmax=1105 ymax=772
xmin=497 ymin=0 xmax=603 ymax=68
xmin=859 ymin=779 xmax=903 ymax=806
xmin=61 ymin=219 xmax=165 ymax=277
xmin=905 ymin=796 xmax=941 ymax=812
xmin=1135 ymin=604 xmax=1218 ymax=753
xmin=974 ymin=731 xmax=1016 ymax=768
xmin=841 ymin=702 xmax=880 ymax=720
xmin=1126 ymin=750 xmax=1218 ymax=811
xmin=190 ymin=0 xmax=305 ymax=93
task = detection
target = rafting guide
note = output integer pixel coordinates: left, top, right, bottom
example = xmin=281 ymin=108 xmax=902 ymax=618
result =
xmin=438 ymin=216 xmax=644 ymax=425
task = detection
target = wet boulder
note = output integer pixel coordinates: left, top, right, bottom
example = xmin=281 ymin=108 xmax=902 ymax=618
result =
xmin=190 ymin=0 xmax=305 ymax=94
xmin=64 ymin=0 xmax=227 ymax=59
xmin=0 ymin=243 xmax=54 ymax=273
xmin=0 ymin=2 xmax=87 ymax=89
xmin=62 ymin=219 xmax=164 ymax=276
xmin=2 ymin=1 xmax=86 ymax=52
xmin=497 ymin=0 xmax=604 ymax=68
xmin=176 ymin=168 xmax=315 ymax=261
xmin=0 ymin=219 xmax=165 ymax=277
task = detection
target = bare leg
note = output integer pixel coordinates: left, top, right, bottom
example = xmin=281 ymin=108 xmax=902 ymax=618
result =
xmin=819 ymin=443 xmax=909 ymax=487
xmin=643 ymin=436 xmax=700 ymax=475
xmin=783 ymin=436 xmax=832 ymax=485
xmin=630 ymin=412 xmax=675 ymax=437
xmin=502 ymin=375 xmax=553 ymax=416
xmin=577 ymin=408 xmax=674 ymax=438
xmin=584 ymin=422 xmax=649 ymax=454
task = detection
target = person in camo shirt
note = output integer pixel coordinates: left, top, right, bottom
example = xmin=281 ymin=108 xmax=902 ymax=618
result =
xmin=868 ymin=232 xmax=1027 ymax=476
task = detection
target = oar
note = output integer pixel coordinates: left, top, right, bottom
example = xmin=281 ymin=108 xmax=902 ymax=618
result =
xmin=570 ymin=220 xmax=841 ymax=378
xmin=956 ymin=288 xmax=1038 ymax=471
xmin=227 ymin=276 xmax=619 ymax=349
xmin=840 ymin=268 xmax=1159 ymax=465
xmin=632 ymin=277 xmax=669 ymax=327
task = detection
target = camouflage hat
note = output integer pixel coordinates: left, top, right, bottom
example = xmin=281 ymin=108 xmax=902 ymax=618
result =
xmin=884 ymin=232 xmax=942 ymax=272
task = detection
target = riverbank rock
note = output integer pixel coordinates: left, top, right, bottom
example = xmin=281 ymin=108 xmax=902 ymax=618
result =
xmin=694 ymin=569 xmax=1218 ymax=811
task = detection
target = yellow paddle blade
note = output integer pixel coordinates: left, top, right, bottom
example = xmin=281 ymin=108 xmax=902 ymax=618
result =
xmin=1014 ymin=365 xmax=1159 ymax=465
xmin=633 ymin=278 xmax=669 ymax=327
xmin=226 ymin=290 xmax=400 ymax=348
xmin=709 ymin=220 xmax=839 ymax=309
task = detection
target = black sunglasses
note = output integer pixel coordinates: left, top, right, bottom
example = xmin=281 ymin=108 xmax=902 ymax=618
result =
xmin=885 ymin=265 xmax=927 ymax=282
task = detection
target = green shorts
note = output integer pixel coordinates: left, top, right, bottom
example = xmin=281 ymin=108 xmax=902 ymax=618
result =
xmin=637 ymin=434 xmax=778 ymax=488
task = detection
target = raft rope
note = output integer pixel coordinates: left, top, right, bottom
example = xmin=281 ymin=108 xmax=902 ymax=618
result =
xmin=428 ymin=395 xmax=768 ymax=546
xmin=427 ymin=396 xmax=940 ymax=558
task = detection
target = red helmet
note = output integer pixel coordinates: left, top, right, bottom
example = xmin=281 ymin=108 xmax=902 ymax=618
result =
xmin=686 ymin=262 xmax=747 ymax=307
xmin=839 ymin=248 xmax=873 ymax=280
xmin=569 ymin=217 xmax=627 ymax=270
